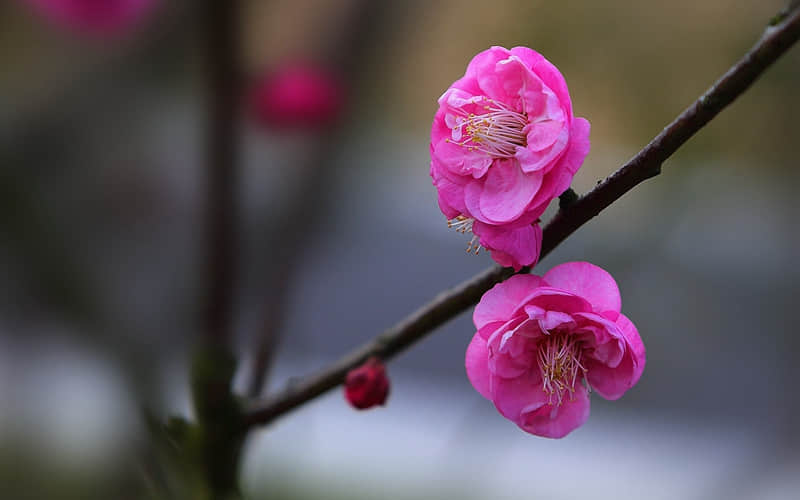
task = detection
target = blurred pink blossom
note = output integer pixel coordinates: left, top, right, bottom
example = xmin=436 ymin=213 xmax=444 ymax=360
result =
xmin=430 ymin=46 xmax=590 ymax=270
xmin=465 ymin=262 xmax=645 ymax=438
xmin=24 ymin=0 xmax=157 ymax=37
xmin=251 ymin=62 xmax=344 ymax=129
xmin=344 ymin=357 xmax=390 ymax=410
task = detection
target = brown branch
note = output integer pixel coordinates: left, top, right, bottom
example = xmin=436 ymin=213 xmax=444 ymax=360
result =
xmin=191 ymin=1 xmax=244 ymax=497
xmin=203 ymin=0 xmax=241 ymax=347
xmin=242 ymin=3 xmax=800 ymax=429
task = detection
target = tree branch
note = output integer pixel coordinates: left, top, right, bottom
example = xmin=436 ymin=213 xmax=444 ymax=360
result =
xmin=191 ymin=1 xmax=244 ymax=497
xmin=242 ymin=3 xmax=800 ymax=429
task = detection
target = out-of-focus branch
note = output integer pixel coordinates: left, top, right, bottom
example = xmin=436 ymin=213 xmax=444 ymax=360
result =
xmin=203 ymin=0 xmax=240 ymax=347
xmin=242 ymin=2 xmax=800 ymax=429
xmin=191 ymin=0 xmax=243 ymax=497
xmin=244 ymin=0 xmax=419 ymax=398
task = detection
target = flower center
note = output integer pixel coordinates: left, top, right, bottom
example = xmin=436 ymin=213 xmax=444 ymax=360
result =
xmin=447 ymin=97 xmax=528 ymax=158
xmin=447 ymin=215 xmax=483 ymax=254
xmin=537 ymin=333 xmax=587 ymax=406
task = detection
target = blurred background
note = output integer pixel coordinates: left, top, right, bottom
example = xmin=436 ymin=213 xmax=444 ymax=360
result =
xmin=1 ymin=0 xmax=799 ymax=499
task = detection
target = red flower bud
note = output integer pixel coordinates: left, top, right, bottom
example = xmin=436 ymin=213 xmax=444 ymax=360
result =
xmin=344 ymin=357 xmax=390 ymax=410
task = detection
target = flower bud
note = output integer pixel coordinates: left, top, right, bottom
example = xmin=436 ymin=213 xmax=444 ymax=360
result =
xmin=344 ymin=357 xmax=389 ymax=410
xmin=250 ymin=61 xmax=344 ymax=129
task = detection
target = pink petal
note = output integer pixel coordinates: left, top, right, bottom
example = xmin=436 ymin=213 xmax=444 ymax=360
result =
xmin=515 ymin=124 xmax=569 ymax=174
xmin=464 ymin=159 xmax=542 ymax=224
xmin=430 ymin=106 xmax=452 ymax=146
xmin=560 ymin=117 xmax=591 ymax=175
xmin=518 ymin=383 xmax=591 ymax=438
xmin=573 ymin=312 xmax=626 ymax=367
xmin=492 ymin=55 xmax=546 ymax=113
xmin=510 ymin=46 xmax=573 ymax=119
xmin=525 ymin=120 xmax=566 ymax=151
xmin=543 ymin=261 xmax=622 ymax=316
xmin=430 ymin=161 xmax=468 ymax=218
xmin=465 ymin=333 xmax=492 ymax=400
xmin=477 ymin=319 xmax=508 ymax=341
xmin=489 ymin=370 xmax=544 ymax=422
xmin=522 ymin=287 xmax=593 ymax=316
xmin=471 ymin=47 xmax=515 ymax=103
xmin=449 ymin=73 xmax=482 ymax=97
xmin=473 ymin=221 xmax=542 ymax=270
xmin=521 ymin=117 xmax=590 ymax=216
xmin=617 ymin=313 xmax=646 ymax=386
xmin=533 ymin=310 xmax=576 ymax=332
xmin=473 ymin=274 xmax=544 ymax=330
xmin=585 ymin=353 xmax=635 ymax=401
xmin=433 ymin=138 xmax=493 ymax=178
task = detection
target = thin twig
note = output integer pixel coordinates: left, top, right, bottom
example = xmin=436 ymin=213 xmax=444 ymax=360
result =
xmin=243 ymin=3 xmax=800 ymax=429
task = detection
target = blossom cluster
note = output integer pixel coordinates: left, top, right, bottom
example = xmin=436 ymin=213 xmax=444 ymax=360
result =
xmin=429 ymin=47 xmax=645 ymax=438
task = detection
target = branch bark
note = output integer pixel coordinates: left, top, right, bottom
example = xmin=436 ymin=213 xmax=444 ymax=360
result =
xmin=243 ymin=3 xmax=800 ymax=429
xmin=191 ymin=1 xmax=244 ymax=497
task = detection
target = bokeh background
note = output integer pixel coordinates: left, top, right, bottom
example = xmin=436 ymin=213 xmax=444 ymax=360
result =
xmin=1 ymin=0 xmax=799 ymax=499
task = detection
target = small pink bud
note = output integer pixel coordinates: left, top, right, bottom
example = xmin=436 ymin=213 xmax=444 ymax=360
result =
xmin=344 ymin=357 xmax=389 ymax=410
xmin=250 ymin=62 xmax=344 ymax=129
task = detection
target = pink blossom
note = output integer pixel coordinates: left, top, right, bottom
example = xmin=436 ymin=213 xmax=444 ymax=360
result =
xmin=251 ymin=62 xmax=344 ymax=129
xmin=465 ymin=262 xmax=645 ymax=438
xmin=430 ymin=46 xmax=590 ymax=270
xmin=24 ymin=0 xmax=157 ymax=37
xmin=344 ymin=357 xmax=390 ymax=410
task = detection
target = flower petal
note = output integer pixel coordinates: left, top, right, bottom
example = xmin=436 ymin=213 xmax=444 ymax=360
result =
xmin=510 ymin=46 xmax=573 ymax=119
xmin=522 ymin=287 xmax=593 ymax=316
xmin=430 ymin=168 xmax=466 ymax=219
xmin=465 ymin=333 xmax=492 ymax=400
xmin=617 ymin=313 xmax=646 ymax=386
xmin=582 ymin=315 xmax=643 ymax=400
xmin=515 ymin=123 xmax=569 ymax=174
xmin=543 ymin=261 xmax=621 ymax=316
xmin=473 ymin=221 xmax=542 ymax=270
xmin=585 ymin=352 xmax=634 ymax=401
xmin=471 ymin=47 xmax=515 ymax=103
xmin=490 ymin=370 xmax=544 ymax=422
xmin=492 ymin=55 xmax=546 ymax=113
xmin=524 ymin=117 xmax=590 ymax=211
xmin=473 ymin=274 xmax=544 ymax=329
xmin=518 ymin=383 xmax=590 ymax=438
xmin=433 ymin=138 xmax=493 ymax=179
xmin=464 ymin=159 xmax=542 ymax=224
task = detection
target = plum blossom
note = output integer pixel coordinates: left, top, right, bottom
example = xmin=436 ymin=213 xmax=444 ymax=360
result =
xmin=430 ymin=46 xmax=590 ymax=270
xmin=251 ymin=62 xmax=344 ymax=129
xmin=344 ymin=357 xmax=390 ymax=410
xmin=465 ymin=262 xmax=645 ymax=438
xmin=24 ymin=0 xmax=157 ymax=37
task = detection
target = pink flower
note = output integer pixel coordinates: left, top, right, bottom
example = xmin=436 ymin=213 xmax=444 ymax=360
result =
xmin=251 ymin=62 xmax=344 ymax=129
xmin=24 ymin=0 xmax=157 ymax=37
xmin=344 ymin=357 xmax=390 ymax=410
xmin=465 ymin=262 xmax=645 ymax=438
xmin=430 ymin=46 xmax=590 ymax=270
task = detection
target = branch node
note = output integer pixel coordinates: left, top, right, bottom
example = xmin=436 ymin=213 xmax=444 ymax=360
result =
xmin=558 ymin=188 xmax=579 ymax=210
